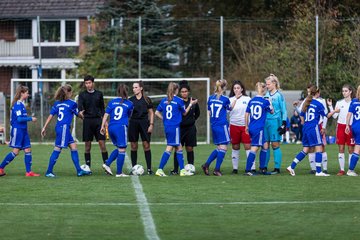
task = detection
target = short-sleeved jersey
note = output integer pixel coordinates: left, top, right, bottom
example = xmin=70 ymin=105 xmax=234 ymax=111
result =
xmin=229 ymin=95 xmax=251 ymax=126
xmin=50 ymin=99 xmax=79 ymax=127
xmin=207 ymin=94 xmax=231 ymax=126
xmin=300 ymin=99 xmax=326 ymax=129
xmin=11 ymin=101 xmax=29 ymax=129
xmin=265 ymin=90 xmax=287 ymax=121
xmin=246 ymin=96 xmax=272 ymax=130
xmin=105 ymin=98 xmax=134 ymax=126
xmin=348 ymin=99 xmax=360 ymax=130
xmin=156 ymin=96 xmax=185 ymax=127
xmin=333 ymin=98 xmax=352 ymax=125
xmin=129 ymin=95 xmax=153 ymax=120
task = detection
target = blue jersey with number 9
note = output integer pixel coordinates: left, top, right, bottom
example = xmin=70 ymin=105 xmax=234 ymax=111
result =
xmin=106 ymin=98 xmax=134 ymax=126
xmin=50 ymin=99 xmax=79 ymax=127
xmin=157 ymin=96 xmax=185 ymax=127
xmin=246 ymin=96 xmax=272 ymax=130
xmin=349 ymin=99 xmax=360 ymax=130
xmin=300 ymin=99 xmax=326 ymax=129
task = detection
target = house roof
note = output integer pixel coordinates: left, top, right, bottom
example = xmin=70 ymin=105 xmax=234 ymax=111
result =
xmin=0 ymin=0 xmax=106 ymax=19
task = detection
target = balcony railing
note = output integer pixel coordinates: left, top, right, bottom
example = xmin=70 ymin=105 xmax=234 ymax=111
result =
xmin=0 ymin=39 xmax=33 ymax=57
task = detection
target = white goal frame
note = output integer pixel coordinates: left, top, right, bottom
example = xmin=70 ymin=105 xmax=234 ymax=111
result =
xmin=11 ymin=78 xmax=211 ymax=144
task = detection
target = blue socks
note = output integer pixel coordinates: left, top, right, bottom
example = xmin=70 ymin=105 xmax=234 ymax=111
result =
xmin=259 ymin=149 xmax=267 ymax=169
xmin=159 ymin=151 xmax=171 ymax=169
xmin=116 ymin=151 xmax=126 ymax=174
xmin=273 ymin=147 xmax=282 ymax=169
xmin=0 ymin=152 xmax=16 ymax=169
xmin=71 ymin=150 xmax=82 ymax=173
xmin=46 ymin=149 xmax=61 ymax=174
xmin=349 ymin=153 xmax=359 ymax=170
xmin=291 ymin=151 xmax=307 ymax=169
xmin=215 ymin=149 xmax=226 ymax=171
xmin=24 ymin=152 xmax=32 ymax=173
xmin=315 ymin=152 xmax=322 ymax=173
xmin=206 ymin=149 xmax=218 ymax=166
xmin=176 ymin=151 xmax=184 ymax=170
xmin=246 ymin=151 xmax=256 ymax=172
xmin=105 ymin=149 xmax=119 ymax=166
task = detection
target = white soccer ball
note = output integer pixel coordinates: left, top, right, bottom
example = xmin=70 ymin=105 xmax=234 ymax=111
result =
xmin=184 ymin=164 xmax=195 ymax=174
xmin=80 ymin=164 xmax=91 ymax=172
xmin=132 ymin=164 xmax=145 ymax=176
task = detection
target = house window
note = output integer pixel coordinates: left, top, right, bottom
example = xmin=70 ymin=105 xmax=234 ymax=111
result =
xmin=41 ymin=21 xmax=60 ymax=42
xmin=65 ymin=20 xmax=76 ymax=42
xmin=16 ymin=20 xmax=32 ymax=39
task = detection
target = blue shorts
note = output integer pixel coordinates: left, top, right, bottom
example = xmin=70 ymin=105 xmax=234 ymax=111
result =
xmin=249 ymin=128 xmax=265 ymax=147
xmin=9 ymin=127 xmax=31 ymax=149
xmin=302 ymin=125 xmax=323 ymax=147
xmin=264 ymin=118 xmax=281 ymax=142
xmin=352 ymin=128 xmax=360 ymax=145
xmin=212 ymin=124 xmax=230 ymax=145
xmin=55 ymin=125 xmax=75 ymax=148
xmin=164 ymin=126 xmax=180 ymax=146
xmin=109 ymin=124 xmax=127 ymax=148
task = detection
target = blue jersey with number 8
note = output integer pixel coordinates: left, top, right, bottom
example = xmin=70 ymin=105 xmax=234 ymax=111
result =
xmin=207 ymin=94 xmax=231 ymax=126
xmin=349 ymin=99 xmax=360 ymax=130
xmin=156 ymin=96 xmax=185 ymax=127
xmin=106 ymin=98 xmax=134 ymax=126
xmin=246 ymin=96 xmax=272 ymax=130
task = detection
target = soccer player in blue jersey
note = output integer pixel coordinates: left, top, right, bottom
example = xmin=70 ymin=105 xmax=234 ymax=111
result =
xmin=41 ymin=85 xmax=91 ymax=178
xmin=0 ymin=85 xmax=40 ymax=177
xmin=154 ymin=82 xmax=197 ymax=177
xmin=345 ymin=85 xmax=360 ymax=176
xmin=244 ymin=82 xmax=274 ymax=176
xmin=286 ymin=85 xmax=337 ymax=177
xmin=264 ymin=74 xmax=287 ymax=174
xmin=100 ymin=84 xmax=134 ymax=177
xmin=201 ymin=79 xmax=235 ymax=176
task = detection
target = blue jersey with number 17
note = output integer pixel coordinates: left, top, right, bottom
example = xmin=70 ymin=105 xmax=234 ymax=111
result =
xmin=106 ymin=98 xmax=134 ymax=126
xmin=156 ymin=96 xmax=185 ymax=127
xmin=348 ymin=99 xmax=360 ymax=130
xmin=207 ymin=94 xmax=231 ymax=126
xmin=246 ymin=96 xmax=272 ymax=130
xmin=300 ymin=99 xmax=326 ymax=129
xmin=50 ymin=99 xmax=79 ymax=127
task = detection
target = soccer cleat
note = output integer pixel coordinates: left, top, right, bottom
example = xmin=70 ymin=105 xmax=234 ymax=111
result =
xmin=0 ymin=168 xmax=6 ymax=177
xmin=201 ymin=164 xmax=209 ymax=176
xmin=315 ymin=171 xmax=330 ymax=177
xmin=213 ymin=170 xmax=222 ymax=176
xmin=346 ymin=170 xmax=358 ymax=177
xmin=323 ymin=170 xmax=328 ymax=174
xmin=102 ymin=164 xmax=113 ymax=176
xmin=244 ymin=171 xmax=256 ymax=176
xmin=45 ymin=172 xmax=56 ymax=178
xmin=77 ymin=170 xmax=92 ymax=177
xmin=115 ymin=173 xmax=129 ymax=177
xmin=147 ymin=169 xmax=154 ymax=175
xmin=25 ymin=171 xmax=40 ymax=177
xmin=231 ymin=169 xmax=238 ymax=174
xmin=271 ymin=168 xmax=280 ymax=175
xmin=258 ymin=168 xmax=271 ymax=175
xmin=286 ymin=166 xmax=295 ymax=176
xmin=170 ymin=170 xmax=179 ymax=175
xmin=155 ymin=169 xmax=167 ymax=177
xmin=309 ymin=170 xmax=316 ymax=174
xmin=180 ymin=169 xmax=194 ymax=176
xmin=336 ymin=170 xmax=346 ymax=176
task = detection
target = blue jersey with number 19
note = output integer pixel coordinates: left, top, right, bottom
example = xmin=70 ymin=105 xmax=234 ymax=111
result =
xmin=106 ymin=98 xmax=134 ymax=126
xmin=300 ymin=99 xmax=326 ymax=129
xmin=348 ymin=99 xmax=360 ymax=130
xmin=207 ymin=94 xmax=231 ymax=126
xmin=246 ymin=96 xmax=272 ymax=130
xmin=50 ymin=99 xmax=79 ymax=127
xmin=156 ymin=96 xmax=185 ymax=127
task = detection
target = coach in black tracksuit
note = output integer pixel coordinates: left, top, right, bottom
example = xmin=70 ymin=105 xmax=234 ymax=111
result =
xmin=171 ymin=80 xmax=200 ymax=175
xmin=78 ymin=75 xmax=108 ymax=167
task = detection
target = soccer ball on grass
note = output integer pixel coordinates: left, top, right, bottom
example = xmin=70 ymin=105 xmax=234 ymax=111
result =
xmin=184 ymin=164 xmax=195 ymax=174
xmin=132 ymin=164 xmax=145 ymax=176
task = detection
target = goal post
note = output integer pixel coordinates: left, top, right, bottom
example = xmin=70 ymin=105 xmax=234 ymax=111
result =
xmin=11 ymin=78 xmax=210 ymax=144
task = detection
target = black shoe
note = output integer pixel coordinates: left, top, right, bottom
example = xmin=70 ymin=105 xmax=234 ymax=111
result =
xmin=231 ymin=169 xmax=238 ymax=174
xmin=202 ymin=164 xmax=209 ymax=175
xmin=213 ymin=170 xmax=222 ymax=176
xmin=170 ymin=170 xmax=178 ymax=175
xmin=323 ymin=170 xmax=328 ymax=174
xmin=251 ymin=169 xmax=257 ymax=173
xmin=309 ymin=170 xmax=316 ymax=174
xmin=271 ymin=168 xmax=280 ymax=175
xmin=147 ymin=169 xmax=154 ymax=175
xmin=258 ymin=168 xmax=271 ymax=175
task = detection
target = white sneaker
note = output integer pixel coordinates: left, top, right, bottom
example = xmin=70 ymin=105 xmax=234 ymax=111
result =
xmin=115 ymin=173 xmax=129 ymax=177
xmin=286 ymin=166 xmax=295 ymax=176
xmin=315 ymin=171 xmax=330 ymax=177
xmin=155 ymin=169 xmax=167 ymax=177
xmin=102 ymin=164 xmax=113 ymax=175
xmin=347 ymin=170 xmax=358 ymax=177
xmin=180 ymin=169 xmax=194 ymax=176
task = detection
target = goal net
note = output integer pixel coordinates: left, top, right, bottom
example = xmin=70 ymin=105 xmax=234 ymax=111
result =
xmin=10 ymin=78 xmax=210 ymax=144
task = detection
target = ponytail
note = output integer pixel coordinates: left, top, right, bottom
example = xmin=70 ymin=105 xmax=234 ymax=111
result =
xmin=302 ymin=85 xmax=319 ymax=112
xmin=54 ymin=84 xmax=72 ymax=101
xmin=214 ymin=79 xmax=227 ymax=99
xmin=12 ymin=85 xmax=29 ymax=107
xmin=117 ymin=84 xmax=128 ymax=103
xmin=166 ymin=82 xmax=179 ymax=104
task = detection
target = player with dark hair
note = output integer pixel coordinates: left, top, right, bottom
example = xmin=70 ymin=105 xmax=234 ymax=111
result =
xmin=41 ymin=85 xmax=91 ymax=177
xmin=170 ymin=80 xmax=200 ymax=175
xmin=78 ymin=75 xmax=108 ymax=170
xmin=0 ymin=85 xmax=39 ymax=177
xmin=128 ymin=81 xmax=154 ymax=175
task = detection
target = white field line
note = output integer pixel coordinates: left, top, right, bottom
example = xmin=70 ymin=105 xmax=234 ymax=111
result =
xmin=2 ymin=200 xmax=360 ymax=206
xmin=125 ymin=154 xmax=160 ymax=240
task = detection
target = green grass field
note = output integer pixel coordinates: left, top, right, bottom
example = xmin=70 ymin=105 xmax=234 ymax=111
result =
xmin=1 ymin=143 xmax=360 ymax=240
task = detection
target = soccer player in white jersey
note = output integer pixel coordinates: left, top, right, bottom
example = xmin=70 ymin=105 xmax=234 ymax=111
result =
xmin=228 ymin=80 xmax=251 ymax=174
xmin=327 ymin=84 xmax=355 ymax=176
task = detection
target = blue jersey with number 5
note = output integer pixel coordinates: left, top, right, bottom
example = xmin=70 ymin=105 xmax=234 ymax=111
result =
xmin=349 ymin=99 xmax=360 ymax=130
xmin=157 ymin=96 xmax=185 ymax=127
xmin=50 ymin=99 xmax=79 ymax=127
xmin=207 ymin=94 xmax=231 ymax=126
xmin=106 ymin=98 xmax=134 ymax=126
xmin=300 ymin=99 xmax=326 ymax=129
xmin=246 ymin=96 xmax=271 ymax=130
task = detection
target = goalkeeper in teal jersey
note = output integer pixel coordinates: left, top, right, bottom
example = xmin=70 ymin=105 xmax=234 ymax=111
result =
xmin=263 ymin=74 xmax=287 ymax=174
